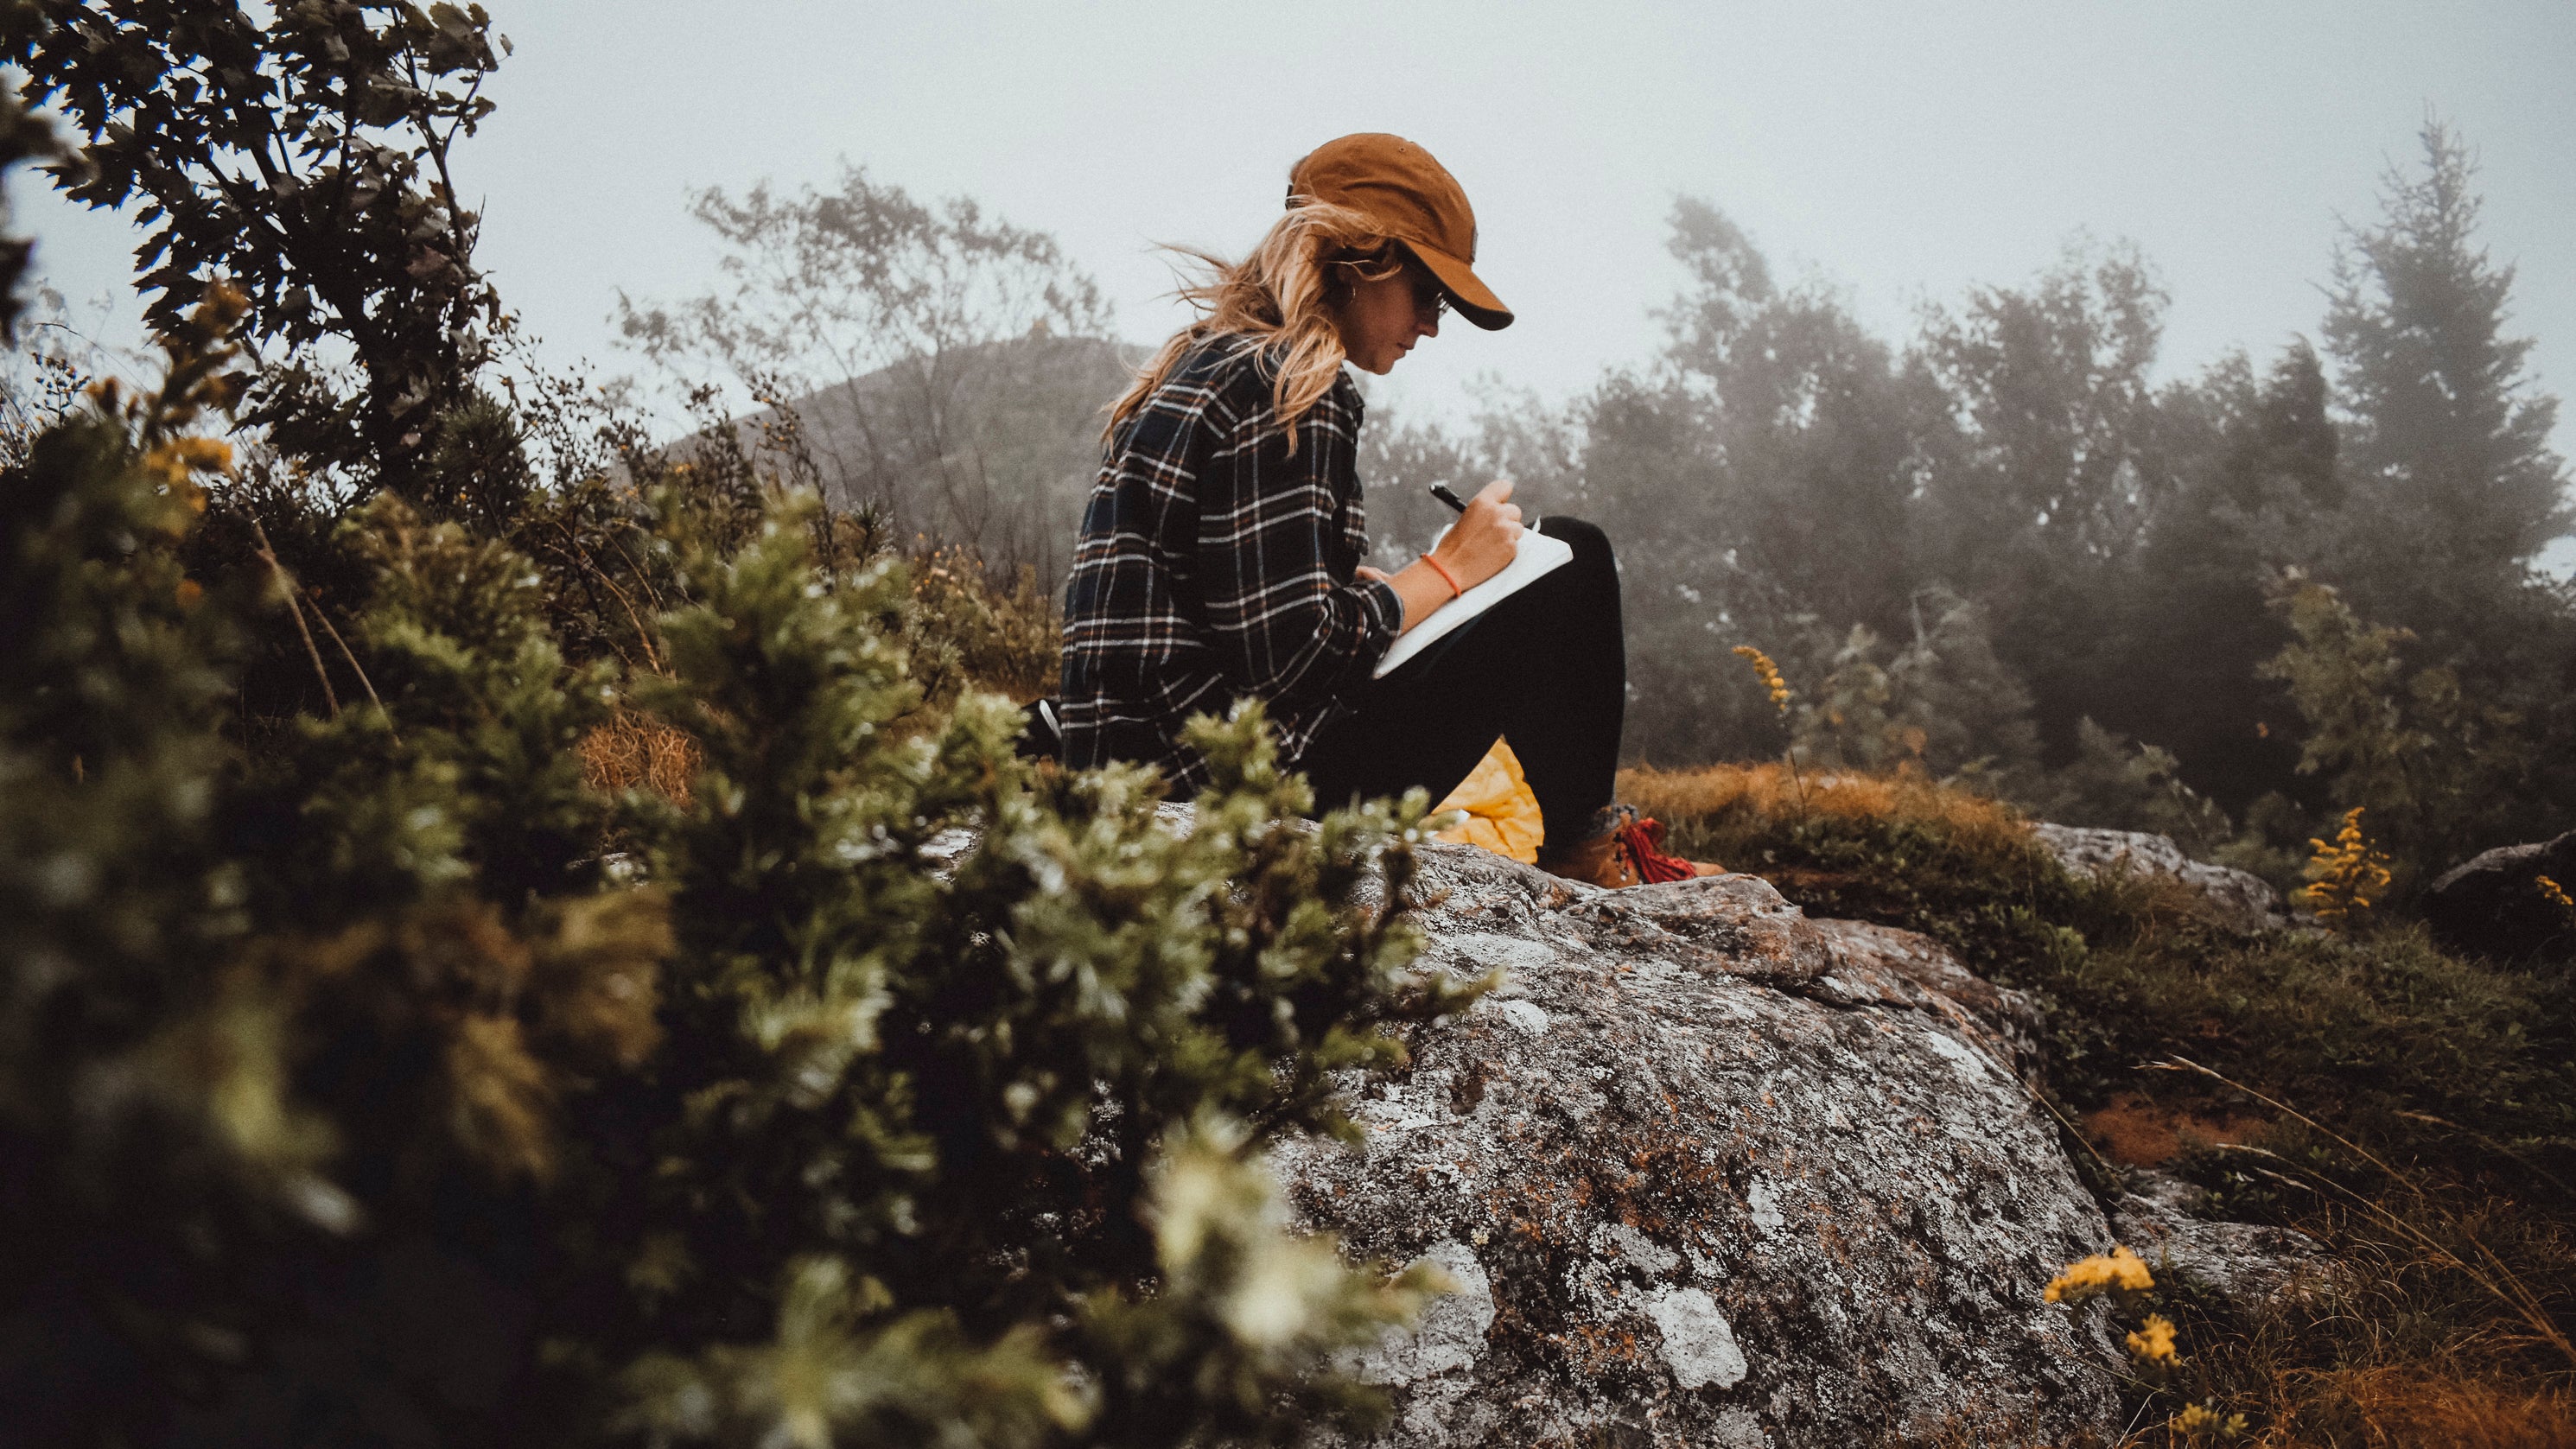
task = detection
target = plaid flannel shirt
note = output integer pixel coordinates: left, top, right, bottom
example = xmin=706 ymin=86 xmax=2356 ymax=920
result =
xmin=1059 ymin=334 xmax=1402 ymax=788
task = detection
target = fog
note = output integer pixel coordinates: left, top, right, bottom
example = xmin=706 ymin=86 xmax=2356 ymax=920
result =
xmin=22 ymin=0 xmax=2576 ymax=490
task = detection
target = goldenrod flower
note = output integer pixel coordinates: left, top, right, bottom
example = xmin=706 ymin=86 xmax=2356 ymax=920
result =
xmin=1733 ymin=645 xmax=1792 ymax=716
xmin=2168 ymin=1401 xmax=2248 ymax=1439
xmin=196 ymin=277 xmax=251 ymax=326
xmin=141 ymin=435 xmax=233 ymax=491
xmin=2043 ymin=1243 xmax=2153 ymax=1304
xmin=2124 ymin=1312 xmax=2178 ymax=1363
xmin=2301 ymin=807 xmax=2392 ymax=929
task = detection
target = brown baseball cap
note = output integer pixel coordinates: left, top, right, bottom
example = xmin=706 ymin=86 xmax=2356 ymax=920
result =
xmin=1288 ymin=133 xmax=1514 ymax=331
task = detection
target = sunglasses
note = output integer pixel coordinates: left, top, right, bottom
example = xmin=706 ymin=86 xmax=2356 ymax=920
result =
xmin=1409 ymin=270 xmax=1450 ymax=321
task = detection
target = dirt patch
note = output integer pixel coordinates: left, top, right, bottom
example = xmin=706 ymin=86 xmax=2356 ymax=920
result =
xmin=2083 ymin=1092 xmax=2265 ymax=1167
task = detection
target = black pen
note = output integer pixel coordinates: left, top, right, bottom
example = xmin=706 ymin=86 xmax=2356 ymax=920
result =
xmin=1429 ymin=483 xmax=1468 ymax=513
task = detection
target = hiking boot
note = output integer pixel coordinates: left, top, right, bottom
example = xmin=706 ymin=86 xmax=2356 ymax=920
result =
xmin=1536 ymin=806 xmax=1722 ymax=888
xmin=1536 ymin=821 xmax=1641 ymax=889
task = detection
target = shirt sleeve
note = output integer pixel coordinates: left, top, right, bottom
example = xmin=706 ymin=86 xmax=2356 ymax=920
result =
xmin=1194 ymin=375 xmax=1402 ymax=713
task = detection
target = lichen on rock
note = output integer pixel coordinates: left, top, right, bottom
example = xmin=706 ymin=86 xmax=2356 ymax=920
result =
xmin=1279 ymin=841 xmax=2128 ymax=1447
xmin=2031 ymin=823 xmax=2292 ymax=935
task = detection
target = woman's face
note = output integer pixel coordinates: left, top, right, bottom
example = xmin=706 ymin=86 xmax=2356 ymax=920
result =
xmin=1334 ymin=260 xmax=1445 ymax=374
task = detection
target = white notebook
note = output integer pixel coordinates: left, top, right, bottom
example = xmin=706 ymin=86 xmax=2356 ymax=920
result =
xmin=1372 ymin=524 xmax=1574 ymax=678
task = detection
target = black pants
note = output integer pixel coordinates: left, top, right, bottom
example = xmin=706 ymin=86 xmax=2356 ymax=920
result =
xmin=1300 ymin=516 xmax=1623 ymax=844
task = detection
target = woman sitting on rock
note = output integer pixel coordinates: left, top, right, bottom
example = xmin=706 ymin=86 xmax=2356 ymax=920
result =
xmin=1058 ymin=132 xmax=1713 ymax=889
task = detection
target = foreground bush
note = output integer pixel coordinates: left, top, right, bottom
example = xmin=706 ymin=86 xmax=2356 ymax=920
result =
xmin=0 ymin=357 xmax=1469 ymax=1446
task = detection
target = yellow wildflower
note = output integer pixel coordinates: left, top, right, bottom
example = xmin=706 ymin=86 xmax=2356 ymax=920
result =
xmin=1733 ymin=645 xmax=1792 ymax=716
xmin=195 ymin=277 xmax=250 ymax=326
xmin=2044 ymin=1243 xmax=2153 ymax=1304
xmin=141 ymin=435 xmax=234 ymax=491
xmin=2168 ymin=1401 xmax=2248 ymax=1439
xmin=2124 ymin=1312 xmax=2178 ymax=1363
xmin=2301 ymin=807 xmax=2392 ymax=928
xmin=2540 ymin=874 xmax=2574 ymax=911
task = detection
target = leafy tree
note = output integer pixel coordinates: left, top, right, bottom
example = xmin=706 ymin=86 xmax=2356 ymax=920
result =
xmin=1915 ymin=241 xmax=2168 ymax=584
xmin=0 ymin=60 xmax=57 ymax=332
xmin=2261 ymin=575 xmax=2537 ymax=890
xmin=1783 ymin=590 xmax=2042 ymax=790
xmin=7 ymin=0 xmax=509 ymax=494
xmin=1657 ymin=200 xmax=1926 ymax=638
xmin=1352 ymin=401 xmax=1486 ymax=572
xmin=1911 ymin=241 xmax=2172 ymax=755
xmin=617 ymin=166 xmax=1122 ymax=579
xmin=1580 ymin=200 xmax=1934 ymax=766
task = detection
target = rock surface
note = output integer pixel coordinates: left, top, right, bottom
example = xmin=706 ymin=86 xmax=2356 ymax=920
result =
xmin=2424 ymin=831 xmax=2576 ymax=966
xmin=2030 ymin=823 xmax=2291 ymax=935
xmin=1280 ymin=842 xmax=2128 ymax=1448
xmin=2107 ymin=1172 xmax=2332 ymax=1314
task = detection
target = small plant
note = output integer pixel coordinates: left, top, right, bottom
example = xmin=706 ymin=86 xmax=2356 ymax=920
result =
xmin=2301 ymin=806 xmax=2393 ymax=928
xmin=2044 ymin=1244 xmax=2155 ymax=1305
xmin=2126 ymin=1312 xmax=2178 ymax=1364
xmin=2044 ymin=1246 xmax=2248 ymax=1443
xmin=1733 ymin=645 xmax=1806 ymax=808
xmin=2165 ymin=1400 xmax=2249 ymax=1443
xmin=1734 ymin=644 xmax=1792 ymax=715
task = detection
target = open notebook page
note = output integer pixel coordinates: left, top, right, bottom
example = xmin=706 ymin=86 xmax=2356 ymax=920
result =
xmin=1371 ymin=524 xmax=1574 ymax=678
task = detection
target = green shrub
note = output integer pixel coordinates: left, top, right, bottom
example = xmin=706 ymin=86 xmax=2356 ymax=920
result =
xmin=0 ymin=344 xmax=1472 ymax=1445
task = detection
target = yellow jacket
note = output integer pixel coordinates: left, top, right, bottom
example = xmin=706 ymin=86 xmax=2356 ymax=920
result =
xmin=1430 ymin=737 xmax=1543 ymax=864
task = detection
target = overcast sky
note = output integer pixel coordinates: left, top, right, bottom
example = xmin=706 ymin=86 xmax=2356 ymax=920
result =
xmin=19 ymin=0 xmax=2576 ymax=551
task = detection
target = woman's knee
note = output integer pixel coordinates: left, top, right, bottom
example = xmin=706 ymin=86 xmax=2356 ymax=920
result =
xmin=1538 ymin=515 xmax=1616 ymax=579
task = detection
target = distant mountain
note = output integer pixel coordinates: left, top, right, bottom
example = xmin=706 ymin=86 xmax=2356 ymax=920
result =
xmin=738 ymin=333 xmax=1142 ymax=582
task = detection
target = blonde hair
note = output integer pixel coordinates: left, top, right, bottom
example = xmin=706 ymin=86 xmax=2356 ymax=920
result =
xmin=1106 ymin=200 xmax=1401 ymax=455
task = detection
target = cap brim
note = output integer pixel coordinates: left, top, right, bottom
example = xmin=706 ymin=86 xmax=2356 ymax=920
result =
xmin=1397 ymin=239 xmax=1513 ymax=330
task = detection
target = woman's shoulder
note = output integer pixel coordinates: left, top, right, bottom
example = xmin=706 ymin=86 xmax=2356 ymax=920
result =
xmin=1166 ymin=334 xmax=1359 ymax=415
xmin=1164 ymin=331 xmax=1275 ymax=396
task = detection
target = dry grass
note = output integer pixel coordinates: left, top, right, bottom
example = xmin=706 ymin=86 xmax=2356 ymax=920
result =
xmin=2249 ymin=1364 xmax=2576 ymax=1446
xmin=1621 ymin=759 xmax=2036 ymax=861
xmin=2126 ymin=1174 xmax=2576 ymax=1446
xmin=1920 ymin=1365 xmax=2576 ymax=1446
xmin=2084 ymin=1092 xmax=2269 ymax=1169
xmin=576 ymin=711 xmax=699 ymax=804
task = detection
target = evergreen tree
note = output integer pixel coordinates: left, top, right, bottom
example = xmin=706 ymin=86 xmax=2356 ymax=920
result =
xmin=2315 ymin=118 xmax=2576 ymax=849
xmin=2322 ymin=118 xmax=2573 ymax=652
xmin=2104 ymin=343 xmax=2338 ymax=814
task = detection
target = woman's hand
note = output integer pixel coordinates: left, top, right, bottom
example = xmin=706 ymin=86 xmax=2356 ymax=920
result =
xmin=1370 ymin=480 xmax=1525 ymax=636
xmin=1432 ymin=479 xmax=1523 ymax=588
